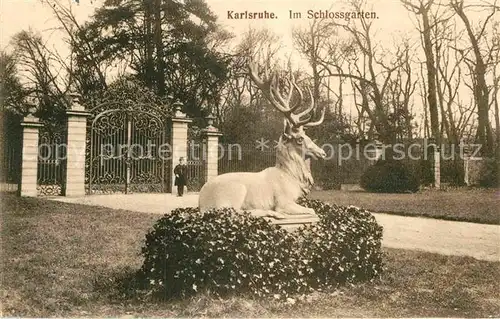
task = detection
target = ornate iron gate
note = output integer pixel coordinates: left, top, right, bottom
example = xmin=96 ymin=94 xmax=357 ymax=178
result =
xmin=37 ymin=122 xmax=67 ymax=196
xmin=1 ymin=111 xmax=22 ymax=193
xmin=86 ymin=109 xmax=170 ymax=194
xmin=186 ymin=140 xmax=206 ymax=191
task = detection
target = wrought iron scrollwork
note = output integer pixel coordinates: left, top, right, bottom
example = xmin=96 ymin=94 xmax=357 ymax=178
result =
xmin=129 ymin=170 xmax=164 ymax=193
xmin=37 ymin=122 xmax=67 ymax=197
xmin=92 ymin=110 xmax=127 ymax=136
xmin=37 ymin=184 xmax=63 ymax=196
xmin=132 ymin=114 xmax=164 ymax=138
xmin=86 ymin=107 xmax=170 ymax=194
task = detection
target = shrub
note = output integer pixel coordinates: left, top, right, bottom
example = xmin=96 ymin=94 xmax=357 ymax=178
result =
xmin=477 ymin=157 xmax=499 ymax=188
xmin=315 ymin=176 xmax=342 ymax=190
xmin=296 ymin=198 xmax=384 ymax=288
xmin=418 ymin=159 xmax=434 ymax=186
xmin=140 ymin=207 xmax=303 ymax=299
xmin=311 ymin=162 xmax=342 ymax=190
xmin=360 ymin=160 xmax=420 ymax=193
xmin=139 ymin=200 xmax=384 ymax=300
xmin=440 ymin=159 xmax=466 ymax=186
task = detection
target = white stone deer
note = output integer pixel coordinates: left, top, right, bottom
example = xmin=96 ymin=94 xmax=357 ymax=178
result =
xmin=198 ymin=63 xmax=326 ymax=219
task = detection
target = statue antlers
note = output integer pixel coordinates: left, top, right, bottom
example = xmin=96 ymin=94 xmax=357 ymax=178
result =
xmin=247 ymin=62 xmax=325 ymax=131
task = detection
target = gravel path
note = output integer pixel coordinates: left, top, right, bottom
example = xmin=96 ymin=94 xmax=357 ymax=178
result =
xmin=50 ymin=193 xmax=500 ymax=262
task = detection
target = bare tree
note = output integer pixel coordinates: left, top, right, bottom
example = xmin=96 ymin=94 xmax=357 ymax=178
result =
xmin=292 ymin=16 xmax=355 ymax=137
xmin=214 ymin=28 xmax=287 ymax=142
xmin=316 ymin=0 xmax=417 ymax=144
xmin=292 ymin=18 xmax=336 ymax=104
xmin=217 ymin=27 xmax=284 ymax=120
xmin=0 ymin=51 xmax=26 ymax=113
xmin=417 ymin=62 xmax=431 ymax=138
xmin=401 ymin=0 xmax=446 ymax=144
xmin=450 ymin=0 xmax=497 ymax=156
xmin=489 ymin=21 xmax=500 ymax=157
xmin=40 ymin=0 xmax=109 ymax=94
xmin=11 ymin=30 xmax=69 ymax=121
xmin=428 ymin=8 xmax=474 ymax=145
xmin=385 ymin=40 xmax=419 ymax=140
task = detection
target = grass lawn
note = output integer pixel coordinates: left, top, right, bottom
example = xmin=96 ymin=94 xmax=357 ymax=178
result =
xmin=310 ymin=188 xmax=500 ymax=225
xmin=1 ymin=194 xmax=499 ymax=317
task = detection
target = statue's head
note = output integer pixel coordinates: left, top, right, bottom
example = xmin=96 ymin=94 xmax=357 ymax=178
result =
xmin=281 ymin=120 xmax=326 ymax=160
xmin=248 ymin=62 xmax=326 ymax=161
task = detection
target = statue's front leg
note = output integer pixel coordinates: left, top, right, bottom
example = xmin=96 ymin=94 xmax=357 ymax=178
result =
xmin=248 ymin=209 xmax=288 ymax=220
xmin=277 ymin=202 xmax=316 ymax=217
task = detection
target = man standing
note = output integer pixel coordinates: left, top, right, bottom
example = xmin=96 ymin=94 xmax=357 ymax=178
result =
xmin=174 ymin=157 xmax=188 ymax=196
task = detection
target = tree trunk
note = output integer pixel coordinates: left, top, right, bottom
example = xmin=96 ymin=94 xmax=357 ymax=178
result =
xmin=493 ymin=66 xmax=500 ymax=160
xmin=154 ymin=0 xmax=165 ymax=96
xmin=454 ymin=3 xmax=494 ymax=156
xmin=144 ymin=0 xmax=154 ymax=88
xmin=421 ymin=11 xmax=440 ymax=145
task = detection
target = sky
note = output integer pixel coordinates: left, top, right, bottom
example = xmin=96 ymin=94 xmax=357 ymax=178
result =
xmin=1 ymin=0 xmax=419 ymax=53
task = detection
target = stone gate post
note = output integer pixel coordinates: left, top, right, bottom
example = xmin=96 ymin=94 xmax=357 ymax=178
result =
xmin=433 ymin=147 xmax=441 ymax=189
xmin=428 ymin=138 xmax=441 ymax=189
xmin=19 ymin=113 xmax=43 ymax=196
xmin=461 ymin=141 xmax=471 ymax=186
xmin=374 ymin=140 xmax=384 ymax=160
xmin=65 ymin=93 xmax=91 ymax=196
xmin=202 ymin=114 xmax=222 ymax=184
xmin=170 ymin=102 xmax=192 ymax=193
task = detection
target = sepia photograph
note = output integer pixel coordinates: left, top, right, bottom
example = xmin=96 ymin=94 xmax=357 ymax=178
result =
xmin=0 ymin=0 xmax=499 ymax=317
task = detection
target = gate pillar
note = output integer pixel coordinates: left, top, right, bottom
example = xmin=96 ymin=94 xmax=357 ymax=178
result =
xmin=65 ymin=93 xmax=91 ymax=197
xmin=202 ymin=114 xmax=222 ymax=184
xmin=19 ymin=113 xmax=43 ymax=197
xmin=426 ymin=137 xmax=441 ymax=189
xmin=170 ymin=104 xmax=192 ymax=193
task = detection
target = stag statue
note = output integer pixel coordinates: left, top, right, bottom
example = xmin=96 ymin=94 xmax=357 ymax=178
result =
xmin=198 ymin=63 xmax=326 ymax=219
